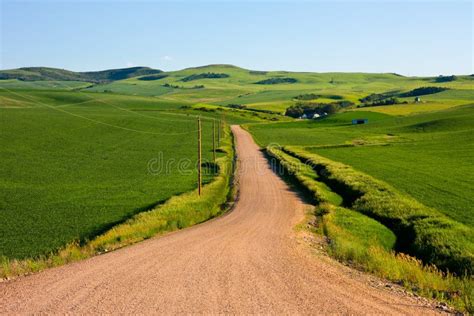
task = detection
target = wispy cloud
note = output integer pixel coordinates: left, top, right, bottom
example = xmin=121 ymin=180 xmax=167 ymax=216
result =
xmin=161 ymin=55 xmax=173 ymax=62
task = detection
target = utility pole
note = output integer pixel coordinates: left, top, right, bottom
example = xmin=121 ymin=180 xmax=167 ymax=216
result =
xmin=197 ymin=117 xmax=202 ymax=196
xmin=217 ymin=119 xmax=221 ymax=147
xmin=212 ymin=119 xmax=216 ymax=164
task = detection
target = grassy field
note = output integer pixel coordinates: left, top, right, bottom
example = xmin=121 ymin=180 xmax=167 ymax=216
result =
xmin=247 ymin=106 xmax=474 ymax=227
xmin=69 ymin=65 xmax=474 ymax=116
xmin=0 ymin=80 xmax=92 ymax=91
xmin=2 ymin=65 xmax=472 ymax=116
xmin=0 ymin=88 xmax=260 ymax=259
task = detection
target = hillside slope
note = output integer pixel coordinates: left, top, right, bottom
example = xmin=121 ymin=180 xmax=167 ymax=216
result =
xmin=83 ymin=64 xmax=473 ymax=112
xmin=1 ymin=64 xmax=472 ymax=115
xmin=0 ymin=66 xmax=162 ymax=83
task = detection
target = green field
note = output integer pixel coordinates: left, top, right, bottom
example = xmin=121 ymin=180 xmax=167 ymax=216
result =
xmin=76 ymin=65 xmax=474 ymax=116
xmin=0 ymin=88 xmax=260 ymax=259
xmin=247 ymin=106 xmax=474 ymax=227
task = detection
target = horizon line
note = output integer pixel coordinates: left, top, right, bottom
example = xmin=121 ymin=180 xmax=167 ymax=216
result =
xmin=1 ymin=64 xmax=472 ymax=78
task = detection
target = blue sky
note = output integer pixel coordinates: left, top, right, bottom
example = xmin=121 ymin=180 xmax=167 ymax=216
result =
xmin=1 ymin=0 xmax=472 ymax=76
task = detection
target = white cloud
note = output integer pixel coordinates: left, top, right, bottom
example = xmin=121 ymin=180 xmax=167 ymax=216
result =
xmin=161 ymin=55 xmax=173 ymax=62
xmin=126 ymin=62 xmax=136 ymax=67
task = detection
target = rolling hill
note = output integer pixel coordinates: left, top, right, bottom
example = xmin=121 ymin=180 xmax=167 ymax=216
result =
xmin=0 ymin=66 xmax=162 ymax=83
xmin=1 ymin=64 xmax=472 ymax=115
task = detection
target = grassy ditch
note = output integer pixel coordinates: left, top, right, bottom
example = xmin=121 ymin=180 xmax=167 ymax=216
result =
xmin=0 ymin=126 xmax=235 ymax=280
xmin=266 ymin=145 xmax=473 ymax=312
xmin=283 ymin=146 xmax=474 ymax=276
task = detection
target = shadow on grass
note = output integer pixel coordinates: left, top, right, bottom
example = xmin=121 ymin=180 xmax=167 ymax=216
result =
xmin=261 ymin=148 xmax=316 ymax=206
xmin=79 ymin=198 xmax=171 ymax=246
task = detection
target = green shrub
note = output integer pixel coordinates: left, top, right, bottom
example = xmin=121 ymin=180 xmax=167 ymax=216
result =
xmin=180 ymin=73 xmax=229 ymax=82
xmin=254 ymin=77 xmax=297 ymax=85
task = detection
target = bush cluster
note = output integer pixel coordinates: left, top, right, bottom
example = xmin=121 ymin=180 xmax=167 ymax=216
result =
xmin=435 ymin=75 xmax=457 ymax=83
xmin=254 ymin=77 xmax=298 ymax=84
xmin=294 ymin=93 xmax=343 ymax=101
xmin=398 ymin=86 xmax=449 ymax=97
xmin=180 ymin=72 xmax=229 ymax=82
xmin=359 ymin=92 xmax=406 ymax=106
xmin=285 ymin=101 xmax=354 ymax=118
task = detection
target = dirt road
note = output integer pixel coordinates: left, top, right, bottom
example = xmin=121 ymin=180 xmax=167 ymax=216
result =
xmin=0 ymin=126 xmax=439 ymax=314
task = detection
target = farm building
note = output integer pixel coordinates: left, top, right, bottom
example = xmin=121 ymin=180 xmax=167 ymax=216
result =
xmin=352 ymin=119 xmax=368 ymax=125
xmin=300 ymin=112 xmax=328 ymax=119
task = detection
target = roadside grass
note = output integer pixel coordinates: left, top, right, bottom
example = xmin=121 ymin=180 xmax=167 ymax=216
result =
xmin=0 ymin=125 xmax=235 ymax=280
xmin=322 ymin=203 xmax=473 ymax=313
xmin=283 ymin=146 xmax=474 ymax=276
xmin=89 ymin=125 xmax=234 ymax=252
xmin=326 ymin=206 xmax=396 ymax=251
xmin=266 ymin=145 xmax=473 ymax=312
xmin=309 ymin=130 xmax=474 ymax=226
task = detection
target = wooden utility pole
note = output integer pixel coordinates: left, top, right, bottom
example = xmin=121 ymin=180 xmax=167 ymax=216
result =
xmin=197 ymin=117 xmax=202 ymax=196
xmin=217 ymin=119 xmax=221 ymax=146
xmin=213 ymin=119 xmax=217 ymax=163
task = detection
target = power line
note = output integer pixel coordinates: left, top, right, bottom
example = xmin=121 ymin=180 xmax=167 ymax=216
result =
xmin=48 ymin=79 xmax=203 ymax=123
xmin=0 ymin=87 xmax=199 ymax=136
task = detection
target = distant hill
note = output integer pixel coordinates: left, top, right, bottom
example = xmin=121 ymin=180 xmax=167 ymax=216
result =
xmin=0 ymin=66 xmax=162 ymax=83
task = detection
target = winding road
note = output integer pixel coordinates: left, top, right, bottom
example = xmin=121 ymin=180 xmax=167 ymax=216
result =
xmin=0 ymin=126 xmax=439 ymax=314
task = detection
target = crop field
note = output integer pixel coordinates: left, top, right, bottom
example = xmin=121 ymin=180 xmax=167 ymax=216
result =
xmin=247 ymin=105 xmax=474 ymax=228
xmin=0 ymin=80 xmax=92 ymax=91
xmin=0 ymin=88 xmax=261 ymax=259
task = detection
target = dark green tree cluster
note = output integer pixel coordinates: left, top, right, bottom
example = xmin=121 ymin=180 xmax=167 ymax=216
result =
xmin=435 ymin=75 xmax=457 ymax=83
xmin=359 ymin=92 xmax=396 ymax=103
xmin=138 ymin=74 xmax=168 ymax=81
xmin=163 ymin=83 xmax=205 ymax=89
xmin=227 ymin=104 xmax=247 ymax=109
xmin=254 ymin=77 xmax=298 ymax=85
xmin=285 ymin=101 xmax=353 ymax=118
xmin=368 ymin=97 xmax=402 ymax=106
xmin=398 ymin=86 xmax=448 ymax=97
xmin=359 ymin=92 xmax=406 ymax=106
xmin=180 ymin=72 xmax=230 ymax=82
xmin=294 ymin=93 xmax=343 ymax=101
